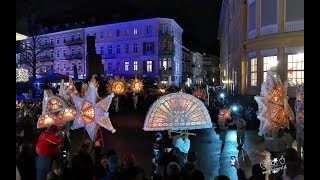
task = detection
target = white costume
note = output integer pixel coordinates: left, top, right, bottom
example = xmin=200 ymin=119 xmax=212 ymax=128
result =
xmin=114 ymin=96 xmax=119 ymax=112
xmin=173 ymin=137 xmax=190 ymax=154
xmin=133 ymin=94 xmax=138 ymax=111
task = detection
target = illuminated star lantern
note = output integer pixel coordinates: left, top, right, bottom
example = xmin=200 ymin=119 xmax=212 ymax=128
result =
xmin=254 ymin=71 xmax=294 ymax=137
xmin=67 ymin=77 xmax=80 ymax=96
xmin=91 ymin=75 xmax=99 ymax=91
xmin=107 ymin=76 xmax=126 ymax=95
xmin=130 ymin=78 xmax=144 ymax=93
xmin=144 ymin=93 xmax=212 ymax=131
xmin=72 ymin=82 xmax=115 ymax=141
xmin=81 ymin=83 xmax=88 ymax=97
xmin=37 ymin=114 xmax=58 ymax=129
xmin=16 ymin=68 xmax=29 ymax=82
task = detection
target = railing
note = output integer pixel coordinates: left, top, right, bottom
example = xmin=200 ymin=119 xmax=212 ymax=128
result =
xmin=65 ymin=38 xmax=83 ymax=46
xmin=38 ymin=55 xmax=54 ymax=62
xmin=39 ymin=43 xmax=54 ymax=49
xmin=65 ymin=53 xmax=83 ymax=60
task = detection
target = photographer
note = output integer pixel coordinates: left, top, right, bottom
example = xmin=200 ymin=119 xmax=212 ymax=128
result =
xmin=228 ymin=113 xmax=246 ymax=150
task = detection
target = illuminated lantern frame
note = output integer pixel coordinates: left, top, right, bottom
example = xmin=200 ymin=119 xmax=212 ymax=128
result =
xmin=107 ymin=76 xmax=126 ymax=95
xmin=16 ymin=68 xmax=29 ymax=82
xmin=37 ymin=114 xmax=58 ymax=129
xmin=130 ymin=78 xmax=144 ymax=94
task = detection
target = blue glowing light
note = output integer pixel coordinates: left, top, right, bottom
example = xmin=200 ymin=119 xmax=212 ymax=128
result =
xmin=220 ymin=93 xmax=225 ymax=98
xmin=232 ymin=106 xmax=238 ymax=111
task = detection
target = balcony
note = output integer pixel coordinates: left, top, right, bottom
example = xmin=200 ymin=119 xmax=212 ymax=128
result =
xmin=65 ymin=38 xmax=83 ymax=46
xmin=102 ymin=54 xmax=116 ymax=59
xmin=160 ymin=67 xmax=173 ymax=74
xmin=38 ymin=55 xmax=54 ymax=62
xmin=65 ymin=53 xmax=83 ymax=60
xmin=39 ymin=43 xmax=54 ymax=49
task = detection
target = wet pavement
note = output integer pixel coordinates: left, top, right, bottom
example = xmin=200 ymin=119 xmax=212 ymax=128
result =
xmin=69 ymin=111 xmax=278 ymax=179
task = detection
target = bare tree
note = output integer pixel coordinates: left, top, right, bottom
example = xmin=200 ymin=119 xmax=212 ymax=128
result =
xmin=18 ymin=35 xmax=54 ymax=82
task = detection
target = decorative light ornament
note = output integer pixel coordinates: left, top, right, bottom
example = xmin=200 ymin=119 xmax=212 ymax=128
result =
xmin=67 ymin=77 xmax=80 ymax=96
xmin=58 ymin=108 xmax=77 ymax=122
xmin=16 ymin=68 xmax=29 ymax=82
xmin=107 ymin=76 xmax=126 ymax=95
xmin=130 ymin=78 xmax=144 ymax=93
xmin=37 ymin=114 xmax=58 ymax=128
xmin=81 ymin=83 xmax=88 ymax=97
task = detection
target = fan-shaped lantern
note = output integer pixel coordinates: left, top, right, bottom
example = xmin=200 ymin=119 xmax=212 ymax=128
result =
xmin=58 ymin=108 xmax=77 ymax=122
xmin=144 ymin=93 xmax=212 ymax=131
xmin=37 ymin=114 xmax=59 ymax=129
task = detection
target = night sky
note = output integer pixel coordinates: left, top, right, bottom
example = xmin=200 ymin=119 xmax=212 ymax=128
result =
xmin=16 ymin=0 xmax=222 ymax=56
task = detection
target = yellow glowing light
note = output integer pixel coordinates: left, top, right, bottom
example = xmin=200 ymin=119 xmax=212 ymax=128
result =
xmin=80 ymin=101 xmax=95 ymax=124
xmin=130 ymin=78 xmax=144 ymax=93
xmin=37 ymin=114 xmax=58 ymax=129
xmin=16 ymin=33 xmax=28 ymax=41
xmin=107 ymin=76 xmax=126 ymax=95
xmin=59 ymin=108 xmax=76 ymax=121
xmin=159 ymin=89 xmax=166 ymax=93
xmin=16 ymin=68 xmax=29 ymax=82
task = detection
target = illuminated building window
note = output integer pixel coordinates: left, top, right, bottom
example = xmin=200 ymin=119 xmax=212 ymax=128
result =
xmin=117 ymin=45 xmax=120 ymax=54
xmin=147 ymin=61 xmax=153 ymax=72
xmin=288 ymin=53 xmax=304 ymax=86
xmin=134 ymin=43 xmax=138 ymax=53
xmin=62 ymin=49 xmax=66 ymax=57
xmin=163 ymin=58 xmax=168 ymax=70
xmin=125 ymin=62 xmax=129 ymax=71
xmin=63 ymin=63 xmax=66 ymax=71
xmin=134 ymin=28 xmax=138 ymax=35
xmin=146 ymin=42 xmax=152 ymax=52
xmin=134 ymin=61 xmax=138 ymax=71
xmin=263 ymin=56 xmax=277 ymax=82
xmin=250 ymin=58 xmax=257 ymax=86
xmin=100 ymin=32 xmax=104 ymax=38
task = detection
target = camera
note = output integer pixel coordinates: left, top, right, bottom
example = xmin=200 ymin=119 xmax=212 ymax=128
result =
xmin=230 ymin=156 xmax=236 ymax=165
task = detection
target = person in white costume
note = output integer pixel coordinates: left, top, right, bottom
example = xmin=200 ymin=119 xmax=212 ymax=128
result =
xmin=114 ymin=95 xmax=119 ymax=112
xmin=172 ymin=134 xmax=190 ymax=163
xmin=132 ymin=93 xmax=138 ymax=111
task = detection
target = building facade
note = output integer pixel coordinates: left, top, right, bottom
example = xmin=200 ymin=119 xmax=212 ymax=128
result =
xmin=18 ymin=18 xmax=183 ymax=86
xmin=218 ymin=0 xmax=304 ymax=97
xmin=181 ymin=46 xmax=204 ymax=87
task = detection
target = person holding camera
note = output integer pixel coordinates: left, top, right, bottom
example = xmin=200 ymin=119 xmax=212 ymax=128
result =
xmin=228 ymin=114 xmax=247 ymax=150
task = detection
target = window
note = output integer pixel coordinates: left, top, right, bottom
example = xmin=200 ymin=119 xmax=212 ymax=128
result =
xmin=116 ymin=30 xmax=120 ymax=37
xmin=125 ymin=44 xmax=129 ymax=54
xmin=116 ymin=62 xmax=120 ymax=71
xmin=162 ymin=24 xmax=168 ymax=34
xmin=250 ymin=58 xmax=257 ymax=86
xmin=56 ymin=37 xmax=60 ymax=44
xmin=261 ymin=0 xmax=277 ymax=27
xmin=134 ymin=61 xmax=138 ymax=71
xmin=146 ymin=25 xmax=152 ymax=34
xmin=146 ymin=42 xmax=152 ymax=52
xmin=286 ymin=0 xmax=304 ymax=22
xmin=45 ymin=39 xmax=48 ymax=45
xmin=78 ymin=34 xmax=81 ymax=40
xmin=62 ymin=49 xmax=66 ymax=57
xmin=63 ymin=36 xmax=66 ymax=43
xmin=57 ymin=63 xmax=60 ymax=70
xmin=248 ymin=1 xmax=256 ymax=32
xmin=147 ymin=61 xmax=152 ymax=72
xmin=56 ymin=50 xmax=60 ymax=58
xmin=108 ymin=31 xmax=112 ymax=37
xmin=134 ymin=43 xmax=138 ymax=53
xmin=133 ymin=28 xmax=138 ymax=35
xmin=94 ymin=33 xmax=97 ymax=37
xmin=50 ymin=38 xmax=53 ymax=44
xmin=78 ymin=47 xmax=81 ymax=54
xmin=71 ymin=62 xmax=75 ymax=68
xmin=163 ymin=59 xmax=168 ymax=71
xmin=50 ymin=50 xmax=54 ymax=58
xmin=63 ymin=63 xmax=66 ymax=71
xmin=287 ymin=53 xmax=304 ymax=86
xmin=263 ymin=56 xmax=278 ymax=82
xmin=116 ymin=45 xmax=120 ymax=54
xmin=108 ymin=62 xmax=112 ymax=72
xmin=125 ymin=62 xmax=129 ymax=71
xmin=100 ymin=32 xmax=104 ymax=38
xmin=71 ymin=48 xmax=75 ymax=55
xmin=100 ymin=46 xmax=104 ymax=54
xmin=71 ymin=35 xmax=75 ymax=42
xmin=108 ymin=45 xmax=113 ymax=54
